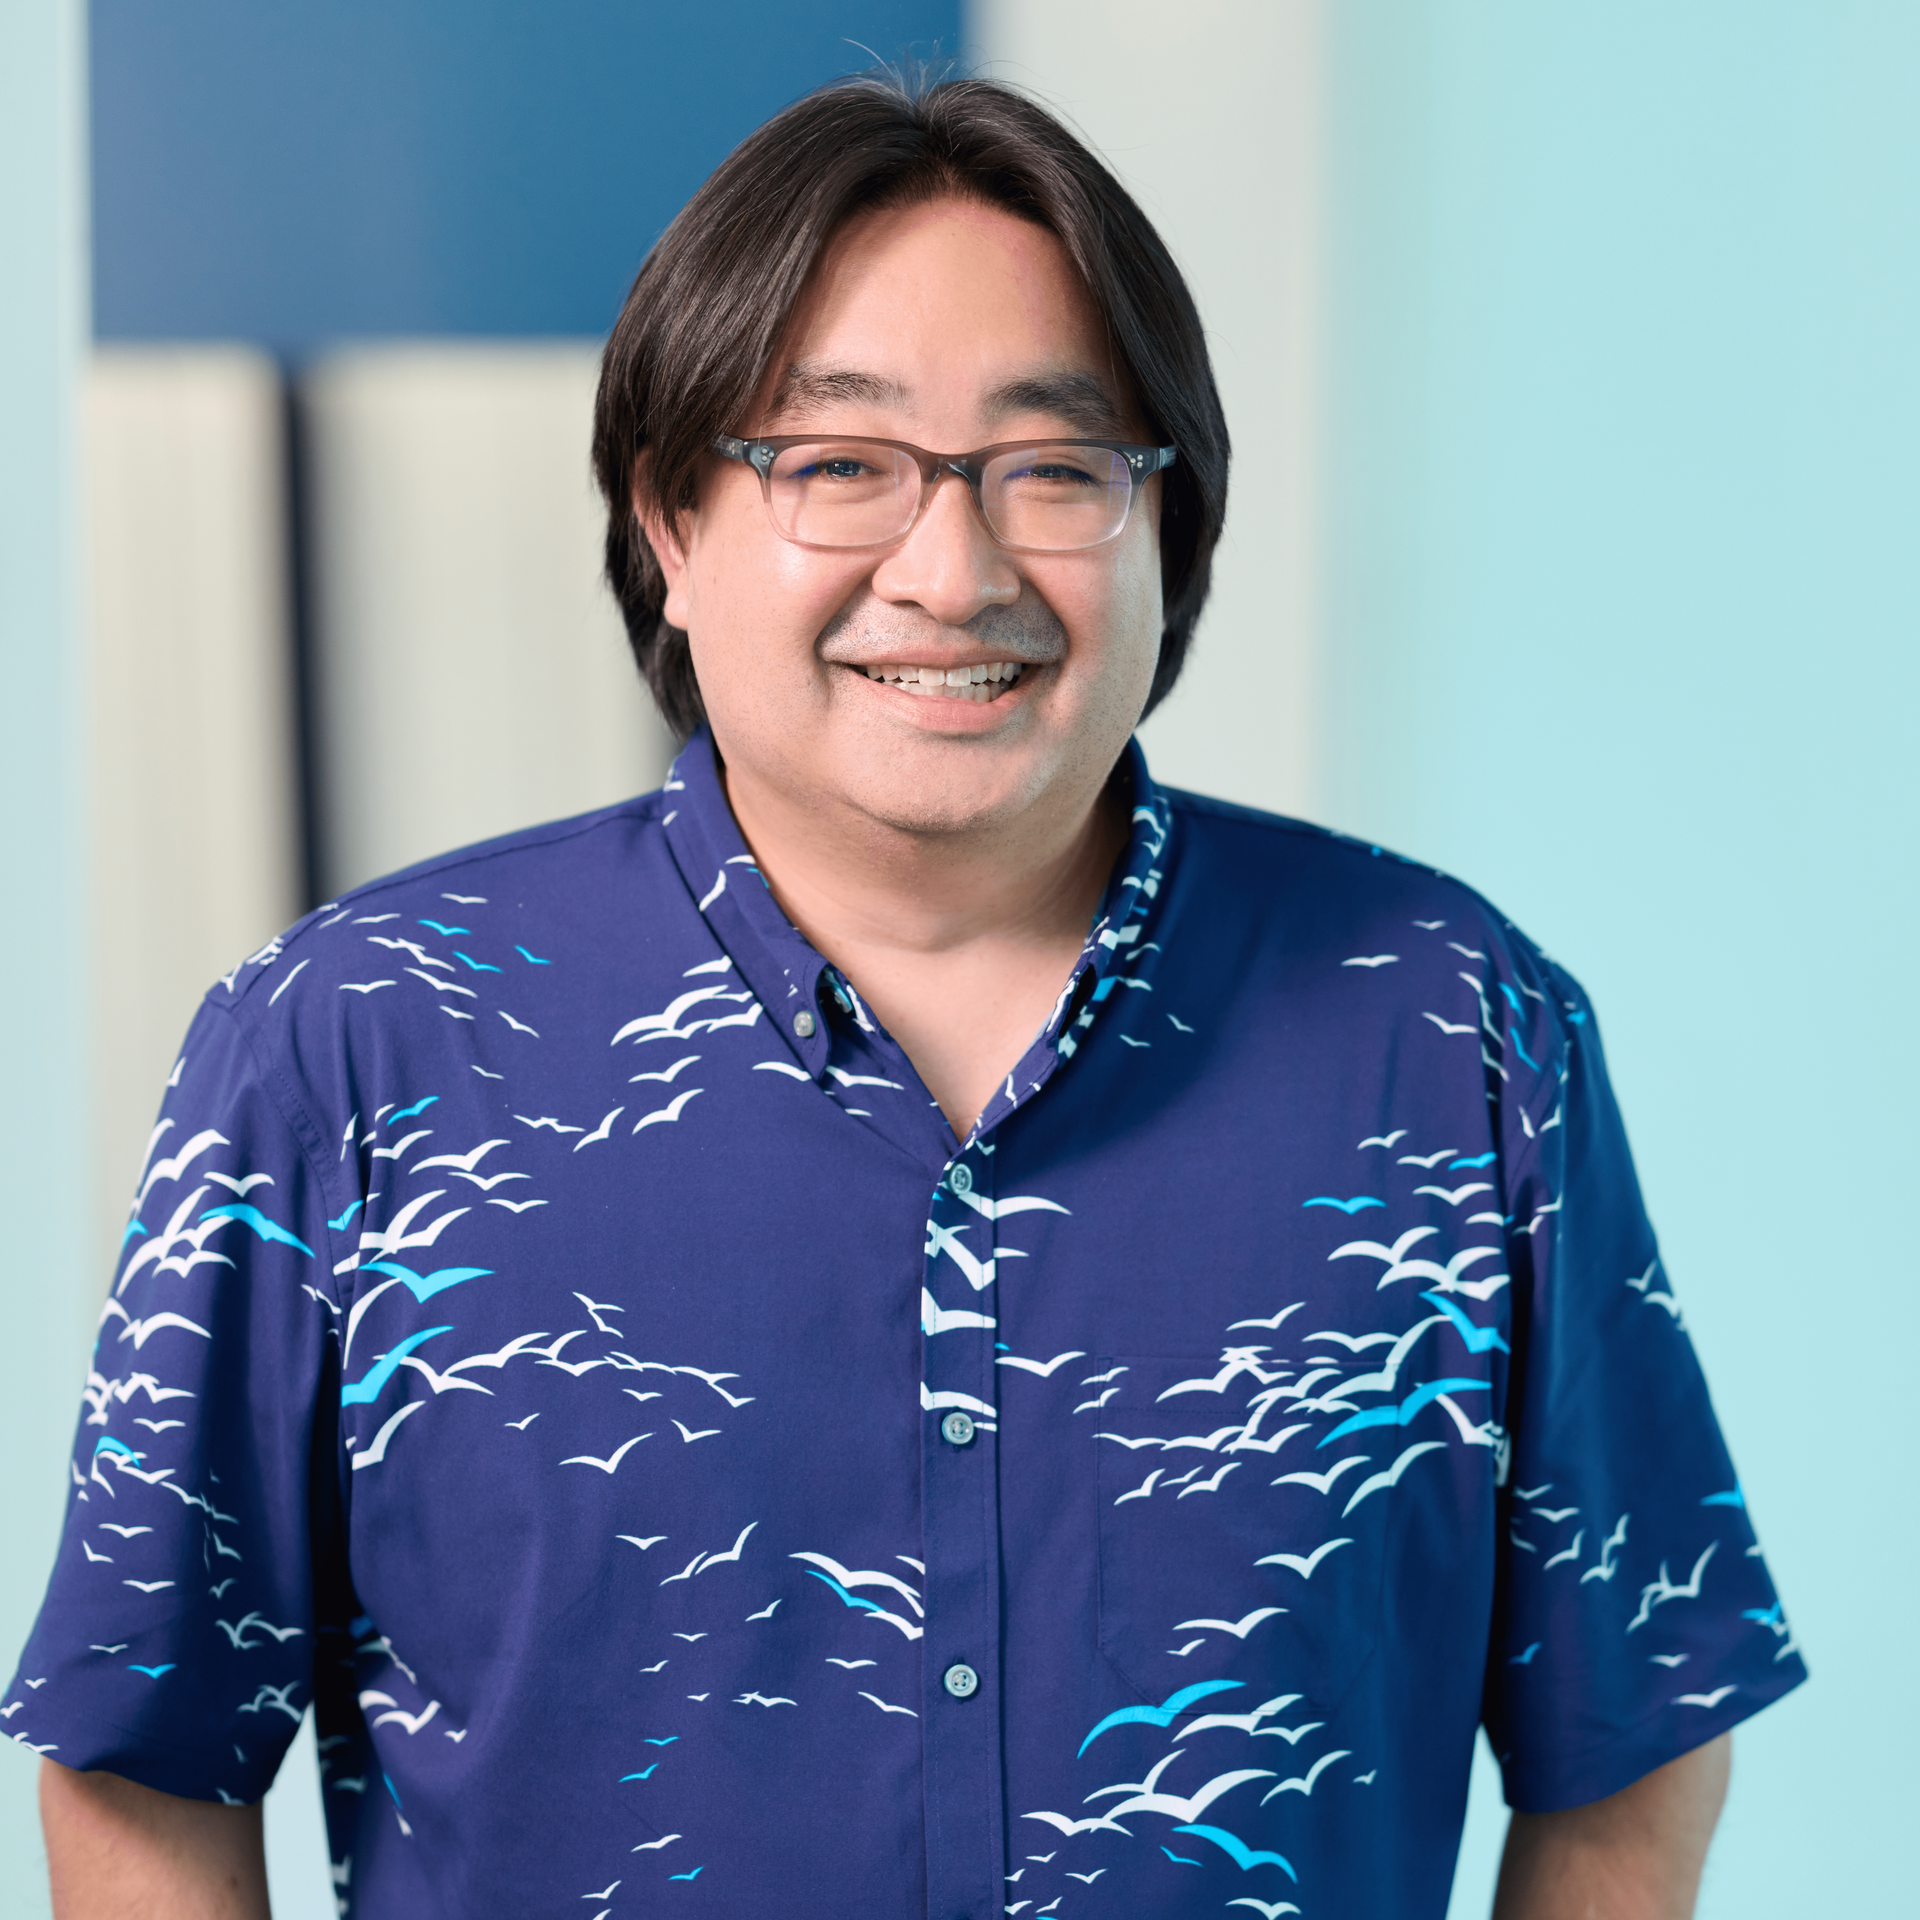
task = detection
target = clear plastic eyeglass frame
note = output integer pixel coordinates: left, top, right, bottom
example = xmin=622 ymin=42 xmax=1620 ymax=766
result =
xmin=711 ymin=433 xmax=1177 ymax=554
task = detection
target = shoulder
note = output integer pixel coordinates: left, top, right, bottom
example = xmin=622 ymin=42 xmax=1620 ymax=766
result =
xmin=212 ymin=790 xmax=677 ymax=1018
xmin=1160 ymin=785 xmax=1595 ymax=1052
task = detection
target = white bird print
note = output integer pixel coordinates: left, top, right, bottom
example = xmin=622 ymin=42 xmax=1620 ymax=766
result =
xmin=505 ymin=1414 xmax=539 ymax=1429
xmin=1260 ymin=1749 xmax=1353 ymax=1800
xmin=1157 ymin=1347 xmax=1283 ymax=1400
xmin=1094 ymin=1765 xmax=1275 ymax=1825
xmin=100 ymin=1304 xmax=212 ymax=1351
xmin=498 ymin=1012 xmax=539 ymax=1036
xmin=488 ymin=1198 xmax=546 ymax=1213
xmin=1228 ymin=1304 xmax=1305 ymax=1333
xmin=611 ymin=986 xmax=744 ymax=1046
xmin=674 ymin=1365 xmax=754 ymax=1406
xmin=672 ymin=1420 xmax=720 ymax=1443
xmin=1274 ymin=1456 xmax=1371 ymax=1497
xmin=1227 ymin=1900 xmax=1302 ymax=1918
xmin=82 ymin=1541 xmax=112 ymax=1562
xmin=921 ymin=1291 xmax=997 ymax=1337
xmin=1343 ymin=1441 xmax=1447 ymax=1515
xmin=203 ymin=1171 xmax=274 ymax=1197
xmin=349 ymin=1400 xmax=423 ymax=1471
xmin=1256 ymin=1537 xmax=1355 ymax=1579
xmin=946 ymin=1185 xmax=1071 ymax=1224
xmin=1021 ymin=1809 xmax=1134 ymax=1839
xmin=1066 ymin=1870 xmax=1107 ymax=1884
xmin=632 ymin=1055 xmax=701 ymax=1084
xmin=995 ymin=1351 xmax=1085 ymax=1377
xmin=734 ymin=1693 xmax=795 ymax=1708
xmin=631 ymin=1835 xmax=681 ymax=1851
xmin=403 ymin=968 xmax=475 ymax=998
xmin=617 ymin=1535 xmax=665 ymax=1551
xmin=826 ymin=1658 xmax=877 ymax=1670
xmin=1397 ymin=1148 xmax=1459 ymax=1169
xmin=639 ymin=1661 xmax=668 ymax=1672
xmin=368 ymin=1698 xmax=440 ymax=1736
xmin=1171 ymin=1695 xmax=1303 ymax=1740
xmin=1651 ymin=1654 xmax=1690 ymax=1668
xmin=1413 ymin=1182 xmax=1494 ymax=1207
xmin=132 ymin=1130 xmax=230 ymax=1210
xmin=1579 ymin=1515 xmax=1631 ymax=1584
xmin=573 ymin=1109 xmax=623 ymax=1151
xmin=366 ymin=936 xmax=449 ymax=969
xmin=745 ymin=1600 xmax=781 ymax=1621
xmin=1627 ymin=1542 xmax=1718 ymax=1632
xmin=1114 ymin=1469 xmax=1164 ymax=1505
xmin=1166 ymin=1638 xmax=1205 ymax=1657
xmin=1343 ymin=954 xmax=1398 ymax=967
xmin=98 ymin=1524 xmax=152 ymax=1539
xmin=695 ymin=1524 xmax=757 ymax=1572
xmin=215 ymin=1612 xmax=304 ymax=1649
xmin=1422 ymin=1012 xmax=1475 ymax=1036
xmin=1544 ymin=1531 xmax=1585 ymax=1570
xmin=240 ymin=1683 xmax=304 ymax=1721
xmin=443 ymin=1330 xmax=557 ymax=1377
xmin=446 ymin=1169 xmax=527 ymax=1192
xmin=790 ymin=1551 xmax=924 ymax=1615
xmin=412 ymin=1139 xmax=510 ymax=1175
xmin=634 ymin=1089 xmax=703 ymax=1134
xmin=561 ymin=1435 xmax=652 ymax=1474
xmin=1174 ymin=1607 xmax=1286 ymax=1640
xmin=582 ymin=1883 xmax=620 ymax=1902
xmin=1178 ymin=1462 xmax=1242 ymax=1497
xmin=357 ymin=1191 xmax=469 ymax=1260
xmin=370 ymin=1130 xmax=434 ymax=1162
xmin=858 ymin=1692 xmax=918 ymax=1716
xmin=1675 ymin=1686 xmax=1737 ymax=1709
xmin=573 ymin=1294 xmax=624 ymax=1335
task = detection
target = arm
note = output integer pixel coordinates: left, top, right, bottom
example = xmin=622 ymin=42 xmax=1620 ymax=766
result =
xmin=1492 ymin=1734 xmax=1730 ymax=1920
xmin=41 ymin=1759 xmax=269 ymax=1920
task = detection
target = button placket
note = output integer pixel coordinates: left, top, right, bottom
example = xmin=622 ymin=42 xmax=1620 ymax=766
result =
xmin=918 ymin=1144 xmax=1007 ymax=1920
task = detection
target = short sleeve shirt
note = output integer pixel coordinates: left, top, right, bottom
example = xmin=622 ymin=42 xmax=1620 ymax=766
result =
xmin=7 ymin=730 xmax=1805 ymax=1919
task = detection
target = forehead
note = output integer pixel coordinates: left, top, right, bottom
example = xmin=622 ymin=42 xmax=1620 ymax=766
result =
xmin=762 ymin=196 xmax=1120 ymax=431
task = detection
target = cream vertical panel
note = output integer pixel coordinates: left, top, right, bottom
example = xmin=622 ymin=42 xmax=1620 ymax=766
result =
xmin=970 ymin=0 xmax=1324 ymax=818
xmin=85 ymin=348 xmax=305 ymax=1284
xmin=301 ymin=344 xmax=676 ymax=899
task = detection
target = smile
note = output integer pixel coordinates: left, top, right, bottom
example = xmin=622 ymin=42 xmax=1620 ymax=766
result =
xmin=859 ymin=662 xmax=1027 ymax=704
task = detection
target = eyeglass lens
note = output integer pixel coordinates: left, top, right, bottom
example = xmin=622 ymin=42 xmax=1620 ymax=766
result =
xmin=764 ymin=441 xmax=1136 ymax=551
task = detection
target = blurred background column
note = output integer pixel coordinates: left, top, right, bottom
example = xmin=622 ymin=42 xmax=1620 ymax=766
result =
xmin=973 ymin=0 xmax=1325 ymax=820
xmin=0 ymin=0 xmax=90 ymax=1906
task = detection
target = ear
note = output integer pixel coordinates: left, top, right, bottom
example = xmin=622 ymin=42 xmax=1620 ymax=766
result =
xmin=632 ymin=458 xmax=696 ymax=632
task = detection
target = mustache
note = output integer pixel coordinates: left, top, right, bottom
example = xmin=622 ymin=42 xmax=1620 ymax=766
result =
xmin=815 ymin=593 xmax=1068 ymax=665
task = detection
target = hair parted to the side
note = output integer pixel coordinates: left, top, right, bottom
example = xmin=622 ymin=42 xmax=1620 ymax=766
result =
xmin=592 ymin=67 xmax=1230 ymax=740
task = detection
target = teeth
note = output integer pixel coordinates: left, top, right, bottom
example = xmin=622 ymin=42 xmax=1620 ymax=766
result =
xmin=860 ymin=662 xmax=1024 ymax=701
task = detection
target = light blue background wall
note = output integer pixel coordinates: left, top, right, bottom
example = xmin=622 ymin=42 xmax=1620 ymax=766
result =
xmin=1324 ymin=7 xmax=1916 ymax=1912
xmin=0 ymin=2 xmax=91 ymax=1912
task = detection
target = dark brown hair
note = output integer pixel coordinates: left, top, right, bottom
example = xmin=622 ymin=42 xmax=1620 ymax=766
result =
xmin=592 ymin=69 xmax=1230 ymax=739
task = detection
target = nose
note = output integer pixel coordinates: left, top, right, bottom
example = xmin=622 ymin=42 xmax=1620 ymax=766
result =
xmin=868 ymin=467 xmax=1021 ymax=626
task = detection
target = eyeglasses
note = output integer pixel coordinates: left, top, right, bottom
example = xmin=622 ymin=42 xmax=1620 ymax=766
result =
xmin=712 ymin=434 xmax=1177 ymax=554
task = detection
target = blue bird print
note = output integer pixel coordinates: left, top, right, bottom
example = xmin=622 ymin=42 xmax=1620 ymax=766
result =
xmin=198 ymin=1204 xmax=314 ymax=1257
xmin=417 ymin=920 xmax=469 ymax=937
xmin=1302 ymin=1196 xmax=1384 ymax=1215
xmin=1419 ymin=1290 xmax=1511 ymax=1354
xmin=1319 ymin=1378 xmax=1490 ymax=1446
xmin=341 ymin=1328 xmax=451 ymax=1407
xmin=1078 ymin=1680 xmax=1241 ymax=1755
xmin=1171 ymin=1826 xmax=1299 ymax=1879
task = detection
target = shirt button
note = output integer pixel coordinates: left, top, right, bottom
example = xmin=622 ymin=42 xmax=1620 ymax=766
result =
xmin=793 ymin=1010 xmax=816 ymax=1038
xmin=948 ymin=1163 xmax=973 ymax=1195
xmin=943 ymin=1662 xmax=980 ymax=1700
xmin=940 ymin=1411 xmax=976 ymax=1447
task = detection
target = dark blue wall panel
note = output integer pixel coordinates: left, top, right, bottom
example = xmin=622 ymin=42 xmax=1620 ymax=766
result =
xmin=91 ymin=0 xmax=963 ymax=353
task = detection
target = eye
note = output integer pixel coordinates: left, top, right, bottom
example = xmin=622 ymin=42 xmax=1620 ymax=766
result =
xmin=795 ymin=455 xmax=879 ymax=481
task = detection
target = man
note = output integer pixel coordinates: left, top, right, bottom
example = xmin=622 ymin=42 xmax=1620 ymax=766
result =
xmin=14 ymin=73 xmax=1800 ymax=1919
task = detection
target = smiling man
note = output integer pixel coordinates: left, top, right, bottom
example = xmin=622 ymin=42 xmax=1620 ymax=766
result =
xmin=14 ymin=73 xmax=1799 ymax=1920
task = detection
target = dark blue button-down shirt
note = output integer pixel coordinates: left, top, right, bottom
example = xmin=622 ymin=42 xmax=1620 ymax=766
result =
xmin=9 ymin=730 xmax=1803 ymax=1917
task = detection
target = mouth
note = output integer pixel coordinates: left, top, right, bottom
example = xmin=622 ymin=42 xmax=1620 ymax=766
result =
xmin=857 ymin=661 xmax=1028 ymax=705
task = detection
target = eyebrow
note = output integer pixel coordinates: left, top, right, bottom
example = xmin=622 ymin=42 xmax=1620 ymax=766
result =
xmin=764 ymin=362 xmax=1136 ymax=442
xmin=982 ymin=371 xmax=1132 ymax=439
xmin=765 ymin=362 xmax=912 ymax=423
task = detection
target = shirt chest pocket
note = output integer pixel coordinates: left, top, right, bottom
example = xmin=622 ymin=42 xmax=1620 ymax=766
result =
xmin=1094 ymin=1356 xmax=1391 ymax=1715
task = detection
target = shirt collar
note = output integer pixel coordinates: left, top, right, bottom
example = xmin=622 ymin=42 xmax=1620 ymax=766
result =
xmin=659 ymin=726 xmax=1174 ymax=1126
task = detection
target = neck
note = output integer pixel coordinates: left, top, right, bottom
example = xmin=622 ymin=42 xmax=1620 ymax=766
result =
xmin=716 ymin=748 xmax=1129 ymax=1134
